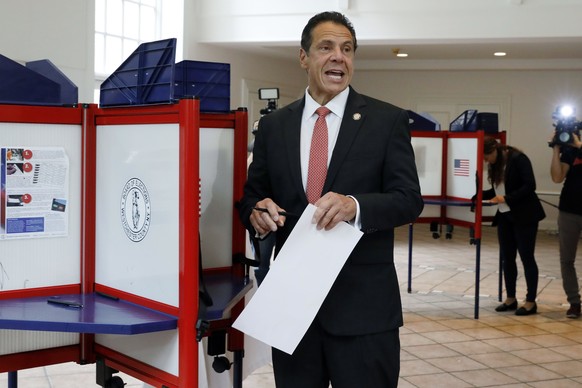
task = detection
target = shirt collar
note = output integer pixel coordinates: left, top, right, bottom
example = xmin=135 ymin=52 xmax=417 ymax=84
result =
xmin=304 ymin=87 xmax=350 ymax=119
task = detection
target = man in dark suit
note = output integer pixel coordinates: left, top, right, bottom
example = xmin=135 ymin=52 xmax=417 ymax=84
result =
xmin=238 ymin=11 xmax=423 ymax=388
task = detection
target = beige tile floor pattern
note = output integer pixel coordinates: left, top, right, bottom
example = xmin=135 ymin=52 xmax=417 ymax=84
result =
xmin=2 ymin=224 xmax=582 ymax=387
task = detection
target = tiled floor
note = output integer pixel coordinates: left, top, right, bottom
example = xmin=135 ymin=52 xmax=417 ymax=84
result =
xmin=3 ymin=224 xmax=582 ymax=387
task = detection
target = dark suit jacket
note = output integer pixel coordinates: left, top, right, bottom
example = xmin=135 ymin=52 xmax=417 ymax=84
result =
xmin=239 ymin=87 xmax=423 ymax=336
xmin=483 ymin=150 xmax=545 ymax=226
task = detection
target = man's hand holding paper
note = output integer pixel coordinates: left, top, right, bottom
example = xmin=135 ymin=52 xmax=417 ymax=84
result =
xmin=232 ymin=204 xmax=363 ymax=355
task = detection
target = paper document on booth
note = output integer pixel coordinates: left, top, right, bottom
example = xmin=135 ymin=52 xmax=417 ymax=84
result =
xmin=232 ymin=204 xmax=363 ymax=355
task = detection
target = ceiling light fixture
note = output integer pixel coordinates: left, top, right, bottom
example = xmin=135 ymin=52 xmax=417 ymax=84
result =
xmin=494 ymin=52 xmax=507 ymax=57
xmin=392 ymin=48 xmax=408 ymax=58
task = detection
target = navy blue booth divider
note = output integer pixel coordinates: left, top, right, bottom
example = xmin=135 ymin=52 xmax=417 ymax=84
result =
xmin=99 ymin=38 xmax=230 ymax=112
xmin=0 ymin=55 xmax=77 ymax=106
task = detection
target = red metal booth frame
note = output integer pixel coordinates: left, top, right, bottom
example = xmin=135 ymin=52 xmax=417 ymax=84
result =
xmin=0 ymin=99 xmax=250 ymax=388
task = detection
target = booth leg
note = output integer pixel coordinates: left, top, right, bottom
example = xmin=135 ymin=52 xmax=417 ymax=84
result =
xmin=498 ymin=246 xmax=503 ymax=302
xmin=407 ymin=223 xmax=413 ymax=293
xmin=429 ymin=221 xmax=440 ymax=239
xmin=96 ymin=358 xmax=125 ymax=388
xmin=446 ymin=224 xmax=454 ymax=239
xmin=8 ymin=371 xmax=17 ymax=388
xmin=474 ymin=239 xmax=481 ymax=319
xmin=232 ymin=350 xmax=244 ymax=388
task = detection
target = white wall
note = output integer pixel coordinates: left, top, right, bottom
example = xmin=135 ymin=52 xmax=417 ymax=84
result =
xmin=352 ymin=68 xmax=582 ymax=230
xmin=0 ymin=0 xmax=95 ymax=103
xmin=195 ymin=0 xmax=582 ymax=46
xmin=182 ymin=41 xmax=305 ymax=123
xmin=183 ymin=0 xmax=306 ymax=138
xmin=1 ymin=0 xmax=580 ymax=229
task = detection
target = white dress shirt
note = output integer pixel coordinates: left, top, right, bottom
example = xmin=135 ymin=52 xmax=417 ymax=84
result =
xmin=300 ymin=87 xmax=361 ymax=228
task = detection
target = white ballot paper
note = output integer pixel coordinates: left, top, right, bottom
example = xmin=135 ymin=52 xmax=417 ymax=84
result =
xmin=232 ymin=204 xmax=363 ymax=355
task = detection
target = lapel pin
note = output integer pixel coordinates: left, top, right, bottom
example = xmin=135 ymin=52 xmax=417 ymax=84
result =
xmin=353 ymin=113 xmax=361 ymax=121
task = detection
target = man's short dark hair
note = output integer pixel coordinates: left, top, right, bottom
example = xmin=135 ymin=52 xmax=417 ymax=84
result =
xmin=300 ymin=11 xmax=358 ymax=54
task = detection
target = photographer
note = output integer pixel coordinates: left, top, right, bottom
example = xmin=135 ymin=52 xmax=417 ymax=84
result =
xmin=248 ymin=88 xmax=279 ymax=286
xmin=550 ymin=131 xmax=582 ymax=318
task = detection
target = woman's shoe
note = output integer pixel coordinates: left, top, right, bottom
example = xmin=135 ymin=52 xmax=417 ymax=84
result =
xmin=567 ymin=303 xmax=581 ymax=319
xmin=495 ymin=300 xmax=518 ymax=312
xmin=515 ymin=302 xmax=537 ymax=316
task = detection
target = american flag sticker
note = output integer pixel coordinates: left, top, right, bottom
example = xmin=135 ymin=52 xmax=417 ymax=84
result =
xmin=453 ymin=158 xmax=470 ymax=177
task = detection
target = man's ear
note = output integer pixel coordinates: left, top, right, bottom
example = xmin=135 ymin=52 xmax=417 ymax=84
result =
xmin=299 ymin=48 xmax=308 ymax=70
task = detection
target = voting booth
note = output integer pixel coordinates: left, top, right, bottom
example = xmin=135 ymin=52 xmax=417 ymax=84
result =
xmin=0 ymin=100 xmax=251 ymax=387
xmin=410 ymin=130 xmax=506 ymax=318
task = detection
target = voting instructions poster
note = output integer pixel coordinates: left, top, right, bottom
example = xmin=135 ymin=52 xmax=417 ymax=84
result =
xmin=0 ymin=147 xmax=70 ymax=240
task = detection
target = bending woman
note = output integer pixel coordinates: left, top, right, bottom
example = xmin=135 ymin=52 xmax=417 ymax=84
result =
xmin=483 ymin=137 xmax=545 ymax=316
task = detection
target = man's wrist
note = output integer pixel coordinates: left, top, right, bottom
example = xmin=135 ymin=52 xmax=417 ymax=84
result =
xmin=346 ymin=195 xmax=361 ymax=229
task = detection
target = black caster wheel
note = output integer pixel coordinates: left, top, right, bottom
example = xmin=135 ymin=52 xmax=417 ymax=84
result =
xmin=445 ymin=233 xmax=452 ymax=239
xmin=212 ymin=355 xmax=232 ymax=373
xmin=429 ymin=222 xmax=440 ymax=239
xmin=105 ymin=376 xmax=126 ymax=388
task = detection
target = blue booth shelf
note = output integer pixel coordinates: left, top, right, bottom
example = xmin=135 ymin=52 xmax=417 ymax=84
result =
xmin=203 ymin=271 xmax=253 ymax=321
xmin=0 ymin=272 xmax=252 ymax=335
xmin=0 ymin=293 xmax=177 ymax=335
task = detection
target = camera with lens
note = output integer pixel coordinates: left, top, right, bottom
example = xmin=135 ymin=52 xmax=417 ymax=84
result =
xmin=259 ymin=88 xmax=279 ymax=116
xmin=549 ymin=105 xmax=582 ymax=147
xmin=252 ymin=88 xmax=279 ymax=135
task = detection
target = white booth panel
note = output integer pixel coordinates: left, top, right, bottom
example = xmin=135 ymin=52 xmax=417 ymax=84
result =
xmin=199 ymin=127 xmax=234 ymax=269
xmin=446 ymin=138 xmax=478 ymax=199
xmin=96 ymin=331 xmax=179 ymax=376
xmin=411 ymin=136 xmax=443 ymax=196
xmin=0 ymin=123 xmax=81 ymax=290
xmin=95 ymin=123 xmax=180 ymax=307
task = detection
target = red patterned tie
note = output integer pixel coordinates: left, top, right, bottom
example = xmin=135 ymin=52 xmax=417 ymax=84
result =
xmin=306 ymin=106 xmax=331 ymax=204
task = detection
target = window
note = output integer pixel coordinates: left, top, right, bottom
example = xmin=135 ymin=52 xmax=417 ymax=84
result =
xmin=94 ymin=0 xmax=183 ymax=103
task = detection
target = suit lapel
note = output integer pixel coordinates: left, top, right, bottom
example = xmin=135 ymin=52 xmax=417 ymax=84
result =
xmin=324 ymin=89 xmax=366 ymax=193
xmin=281 ymin=98 xmax=307 ymax=202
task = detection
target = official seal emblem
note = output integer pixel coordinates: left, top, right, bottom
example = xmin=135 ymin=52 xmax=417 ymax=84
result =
xmin=120 ymin=178 xmax=151 ymax=242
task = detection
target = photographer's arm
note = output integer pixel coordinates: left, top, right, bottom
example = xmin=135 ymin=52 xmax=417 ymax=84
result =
xmin=573 ymin=133 xmax=582 ymax=153
xmin=550 ymin=145 xmax=569 ymax=184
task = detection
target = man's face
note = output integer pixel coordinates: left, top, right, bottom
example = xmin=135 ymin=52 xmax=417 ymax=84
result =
xmin=299 ymin=21 xmax=355 ymax=105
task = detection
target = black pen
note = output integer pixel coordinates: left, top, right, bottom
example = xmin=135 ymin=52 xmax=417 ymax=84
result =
xmin=47 ymin=298 xmax=83 ymax=308
xmin=253 ymin=207 xmax=298 ymax=218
